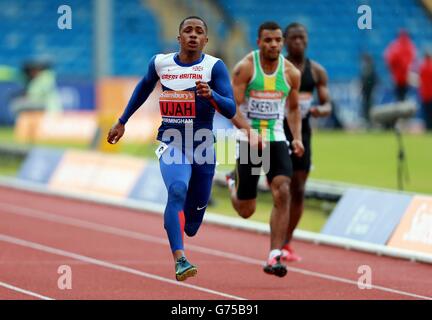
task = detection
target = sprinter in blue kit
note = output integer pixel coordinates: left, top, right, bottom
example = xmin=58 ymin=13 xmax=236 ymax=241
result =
xmin=107 ymin=16 xmax=235 ymax=281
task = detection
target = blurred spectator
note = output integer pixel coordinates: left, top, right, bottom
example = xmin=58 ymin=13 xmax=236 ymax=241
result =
xmin=419 ymin=52 xmax=432 ymax=130
xmin=0 ymin=65 xmax=17 ymax=82
xmin=384 ymin=30 xmax=416 ymax=101
xmin=10 ymin=61 xmax=62 ymax=115
xmin=360 ymin=53 xmax=378 ymax=126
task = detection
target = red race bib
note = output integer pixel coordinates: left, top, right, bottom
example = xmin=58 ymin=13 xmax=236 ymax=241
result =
xmin=159 ymin=91 xmax=196 ymax=124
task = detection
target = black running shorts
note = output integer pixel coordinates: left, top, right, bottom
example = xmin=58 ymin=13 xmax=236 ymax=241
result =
xmin=283 ymin=117 xmax=312 ymax=172
xmin=235 ymin=140 xmax=293 ymax=200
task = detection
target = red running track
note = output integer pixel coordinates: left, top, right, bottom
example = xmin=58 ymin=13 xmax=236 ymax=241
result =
xmin=0 ymin=186 xmax=431 ymax=300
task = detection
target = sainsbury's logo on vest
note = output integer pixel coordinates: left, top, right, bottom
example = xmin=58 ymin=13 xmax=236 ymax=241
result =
xmin=250 ymin=90 xmax=283 ymax=100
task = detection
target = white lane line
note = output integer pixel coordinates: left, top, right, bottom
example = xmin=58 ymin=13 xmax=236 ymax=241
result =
xmin=0 ymin=234 xmax=245 ymax=301
xmin=0 ymin=281 xmax=54 ymax=300
xmin=1 ymin=202 xmax=431 ymax=300
xmin=2 ymin=177 xmax=432 ymax=265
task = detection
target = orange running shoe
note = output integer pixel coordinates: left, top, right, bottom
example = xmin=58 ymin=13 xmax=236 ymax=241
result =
xmin=225 ymin=171 xmax=235 ymax=193
xmin=281 ymin=244 xmax=302 ymax=262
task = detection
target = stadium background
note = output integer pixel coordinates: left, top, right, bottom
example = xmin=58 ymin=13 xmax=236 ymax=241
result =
xmin=0 ymin=0 xmax=431 ymax=269
xmin=0 ymin=0 xmax=431 ymax=126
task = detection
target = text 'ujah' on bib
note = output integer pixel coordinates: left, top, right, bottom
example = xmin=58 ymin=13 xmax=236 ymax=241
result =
xmin=159 ymin=90 xmax=196 ymax=124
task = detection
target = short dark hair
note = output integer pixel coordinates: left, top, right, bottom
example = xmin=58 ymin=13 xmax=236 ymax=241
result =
xmin=258 ymin=21 xmax=281 ymax=38
xmin=284 ymin=22 xmax=307 ymax=37
xmin=179 ymin=16 xmax=208 ymax=33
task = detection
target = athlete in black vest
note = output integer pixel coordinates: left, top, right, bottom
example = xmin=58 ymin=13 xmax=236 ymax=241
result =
xmin=282 ymin=23 xmax=331 ymax=261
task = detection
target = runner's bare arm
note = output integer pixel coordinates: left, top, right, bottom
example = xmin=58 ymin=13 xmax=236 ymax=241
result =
xmin=231 ymin=55 xmax=253 ymax=130
xmin=231 ymin=55 xmax=265 ymax=148
xmin=285 ymin=62 xmax=304 ymax=157
xmin=310 ymin=61 xmax=331 ymax=117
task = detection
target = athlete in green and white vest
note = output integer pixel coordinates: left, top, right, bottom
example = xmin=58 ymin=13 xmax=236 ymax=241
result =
xmin=227 ymin=22 xmax=304 ymax=278
xmin=238 ymin=49 xmax=291 ymax=142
